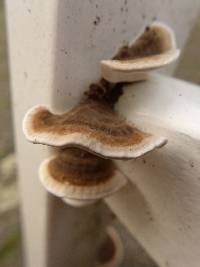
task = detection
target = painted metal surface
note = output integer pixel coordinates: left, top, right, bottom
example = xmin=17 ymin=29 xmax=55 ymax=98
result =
xmin=107 ymin=75 xmax=200 ymax=267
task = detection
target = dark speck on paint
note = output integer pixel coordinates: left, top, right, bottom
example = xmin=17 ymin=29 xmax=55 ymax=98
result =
xmin=60 ymin=49 xmax=68 ymax=55
xmin=142 ymin=14 xmax=146 ymax=19
xmin=152 ymin=16 xmax=157 ymax=21
xmin=93 ymin=16 xmax=101 ymax=26
xmin=142 ymin=158 xmax=146 ymax=164
xmin=190 ymin=161 xmax=194 ymax=168
xmin=24 ymin=72 xmax=28 ymax=79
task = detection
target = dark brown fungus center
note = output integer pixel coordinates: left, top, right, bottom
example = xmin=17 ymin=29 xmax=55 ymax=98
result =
xmin=84 ymin=79 xmax=125 ymax=107
xmin=48 ymin=148 xmax=115 ymax=186
xmin=31 ymin=99 xmax=147 ymax=147
xmin=113 ymin=25 xmax=170 ymax=60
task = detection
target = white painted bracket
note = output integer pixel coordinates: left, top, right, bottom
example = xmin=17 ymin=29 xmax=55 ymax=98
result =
xmin=106 ymin=74 xmax=200 ymax=267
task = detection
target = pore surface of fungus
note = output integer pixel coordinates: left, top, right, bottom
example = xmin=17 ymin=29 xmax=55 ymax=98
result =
xmin=23 ymin=99 xmax=167 ymax=159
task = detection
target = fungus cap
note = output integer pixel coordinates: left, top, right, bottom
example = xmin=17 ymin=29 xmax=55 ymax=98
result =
xmin=96 ymin=226 xmax=124 ymax=267
xmin=101 ymin=21 xmax=180 ymax=83
xmin=39 ymin=148 xmax=127 ymax=200
xmin=23 ymin=100 xmax=167 ymax=159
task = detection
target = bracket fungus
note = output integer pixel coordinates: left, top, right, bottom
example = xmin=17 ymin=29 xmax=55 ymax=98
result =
xmin=23 ymin=99 xmax=166 ymax=160
xmin=39 ymin=148 xmax=126 ymax=206
xmin=23 ymin=21 xmax=175 ymax=206
xmin=96 ymin=226 xmax=123 ymax=267
xmin=101 ymin=21 xmax=180 ymax=83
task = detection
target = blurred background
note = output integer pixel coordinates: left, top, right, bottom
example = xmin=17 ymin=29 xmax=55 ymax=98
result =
xmin=0 ymin=1 xmax=200 ymax=267
xmin=0 ymin=1 xmax=21 ymax=267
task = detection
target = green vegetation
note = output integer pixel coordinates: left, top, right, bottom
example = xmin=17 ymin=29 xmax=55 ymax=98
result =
xmin=0 ymin=229 xmax=21 ymax=265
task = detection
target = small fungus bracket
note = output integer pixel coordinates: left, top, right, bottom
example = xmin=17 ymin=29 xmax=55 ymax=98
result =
xmin=101 ymin=22 xmax=180 ymax=83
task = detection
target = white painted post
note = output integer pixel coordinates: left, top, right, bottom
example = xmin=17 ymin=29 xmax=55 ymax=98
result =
xmin=5 ymin=0 xmax=200 ymax=267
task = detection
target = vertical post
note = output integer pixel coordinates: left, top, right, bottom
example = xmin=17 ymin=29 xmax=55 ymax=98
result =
xmin=5 ymin=1 xmax=200 ymax=266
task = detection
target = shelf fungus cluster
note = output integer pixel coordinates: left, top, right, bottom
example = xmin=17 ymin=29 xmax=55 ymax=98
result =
xmin=23 ymin=21 xmax=179 ymax=207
